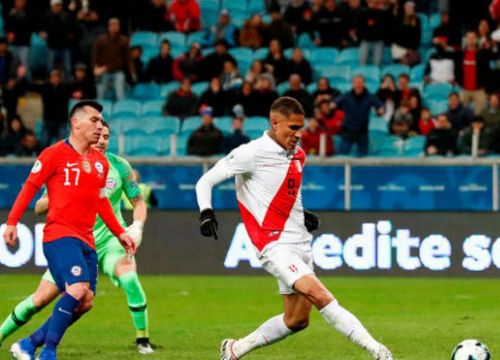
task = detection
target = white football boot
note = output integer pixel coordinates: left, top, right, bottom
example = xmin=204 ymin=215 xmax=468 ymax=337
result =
xmin=374 ymin=344 xmax=394 ymax=360
xmin=220 ymin=339 xmax=239 ymax=360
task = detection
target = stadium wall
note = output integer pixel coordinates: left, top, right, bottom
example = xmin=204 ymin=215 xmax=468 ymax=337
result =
xmin=1 ymin=211 xmax=499 ymax=277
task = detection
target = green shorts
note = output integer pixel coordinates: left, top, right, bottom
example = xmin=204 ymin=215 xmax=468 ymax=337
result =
xmin=41 ymin=236 xmax=132 ymax=287
xmin=96 ymin=235 xmax=133 ymax=287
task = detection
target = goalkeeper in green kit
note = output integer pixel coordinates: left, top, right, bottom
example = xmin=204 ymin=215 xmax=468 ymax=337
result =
xmin=0 ymin=121 xmax=154 ymax=354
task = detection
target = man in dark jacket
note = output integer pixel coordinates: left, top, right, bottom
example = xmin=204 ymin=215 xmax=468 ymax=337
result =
xmin=334 ymin=75 xmax=384 ymax=156
xmin=313 ymin=0 xmax=346 ymax=47
xmin=164 ymin=78 xmax=198 ymax=118
xmin=0 ymin=37 xmax=19 ymax=86
xmin=199 ymin=39 xmax=236 ymax=81
xmin=223 ymin=109 xmax=250 ymax=153
xmin=356 ymin=0 xmax=391 ymax=65
xmin=425 ymin=113 xmax=458 ymax=156
xmin=187 ymin=106 xmax=223 ymax=156
xmin=5 ymin=0 xmax=33 ymax=74
xmin=147 ymin=40 xmax=174 ymax=84
xmin=446 ymin=92 xmax=473 ymax=131
xmin=283 ymin=74 xmax=313 ymax=117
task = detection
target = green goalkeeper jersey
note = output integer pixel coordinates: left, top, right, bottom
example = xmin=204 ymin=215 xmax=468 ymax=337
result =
xmin=93 ymin=152 xmax=141 ymax=247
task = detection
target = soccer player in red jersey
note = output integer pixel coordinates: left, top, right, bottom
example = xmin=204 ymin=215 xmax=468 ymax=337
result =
xmin=3 ymin=100 xmax=136 ymax=360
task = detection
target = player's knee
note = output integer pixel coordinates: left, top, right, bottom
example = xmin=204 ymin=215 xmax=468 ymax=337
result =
xmin=285 ymin=315 xmax=309 ymax=332
xmin=303 ymin=286 xmax=333 ymax=309
xmin=120 ymin=272 xmax=143 ymax=295
xmin=66 ymin=283 xmax=90 ymax=301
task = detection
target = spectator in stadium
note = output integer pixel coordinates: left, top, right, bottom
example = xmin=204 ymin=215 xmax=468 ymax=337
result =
xmin=432 ymin=11 xmax=461 ymax=49
xmin=409 ymin=93 xmax=422 ymax=129
xmin=446 ymin=92 xmax=473 ymax=130
xmin=314 ymin=98 xmax=344 ymax=135
xmin=0 ymin=37 xmax=19 ymax=86
xmin=245 ymin=60 xmax=267 ymax=86
xmin=376 ymin=74 xmax=398 ymax=121
xmin=333 ymin=75 xmax=385 ymax=156
xmin=264 ymin=39 xmax=290 ymax=84
xmin=312 ymin=77 xmax=341 ymax=104
xmin=69 ymin=62 xmax=96 ymax=100
xmin=222 ymin=106 xmax=250 ymax=154
xmin=0 ymin=114 xmax=26 ymax=155
xmin=17 ymin=129 xmax=40 ymax=156
xmin=169 ymin=0 xmax=201 ymax=33
xmin=187 ymin=106 xmax=223 ymax=156
xmin=288 ymin=48 xmax=312 ymax=85
xmin=220 ymin=60 xmax=243 ymax=92
xmin=341 ymin=0 xmax=363 ymax=46
xmin=456 ymin=31 xmax=490 ymax=114
xmin=458 ymin=115 xmax=494 ymax=156
xmin=138 ymin=0 xmax=172 ymax=32
xmin=239 ymin=14 xmax=265 ymax=49
xmin=127 ymin=46 xmax=147 ymax=85
xmin=5 ymin=0 xmax=33 ymax=76
xmin=163 ymin=78 xmax=198 ymax=118
xmin=264 ymin=10 xmax=295 ymax=49
xmin=284 ymin=74 xmax=314 ymax=116
xmin=172 ymin=41 xmax=203 ymax=82
xmin=356 ymin=0 xmax=391 ymax=66
xmin=247 ymin=74 xmax=279 ymax=117
xmin=478 ymin=19 xmax=493 ymax=50
xmin=147 ymin=40 xmax=174 ymax=84
xmin=235 ymin=81 xmax=257 ymax=117
xmin=283 ymin=0 xmax=310 ymax=28
xmin=418 ymin=107 xmax=436 ymax=135
xmin=301 ymin=116 xmax=334 ymax=156
xmin=199 ymin=39 xmax=236 ymax=81
xmin=313 ymin=0 xmax=347 ymax=47
xmin=480 ymin=93 xmax=500 ymax=130
xmin=295 ymin=9 xmax=318 ymax=44
xmin=395 ymin=73 xmax=420 ymax=106
xmin=424 ymin=35 xmax=457 ymax=84
xmin=41 ymin=0 xmax=77 ymax=78
xmin=424 ymin=113 xmax=457 ymax=156
xmin=1 ymin=69 xmax=25 ymax=121
xmin=206 ymin=9 xmax=239 ymax=48
xmin=391 ymin=1 xmax=421 ymax=66
xmin=73 ymin=0 xmax=105 ymax=67
xmin=20 ymin=69 xmax=70 ymax=148
xmin=390 ymin=100 xmax=415 ymax=139
xmin=199 ymin=77 xmax=228 ymax=117
xmin=92 ymin=17 xmax=129 ymax=100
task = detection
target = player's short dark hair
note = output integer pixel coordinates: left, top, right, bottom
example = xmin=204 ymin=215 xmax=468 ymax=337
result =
xmin=101 ymin=120 xmax=110 ymax=129
xmin=69 ymin=100 xmax=103 ymax=120
xmin=270 ymin=97 xmax=305 ymax=117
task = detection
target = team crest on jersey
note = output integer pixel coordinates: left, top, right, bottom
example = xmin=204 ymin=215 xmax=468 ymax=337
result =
xmin=106 ymin=177 xmax=117 ymax=189
xmin=95 ymin=161 xmax=104 ymax=174
xmin=81 ymin=160 xmax=91 ymax=173
xmin=31 ymin=160 xmax=42 ymax=173
xmin=71 ymin=266 xmax=82 ymax=277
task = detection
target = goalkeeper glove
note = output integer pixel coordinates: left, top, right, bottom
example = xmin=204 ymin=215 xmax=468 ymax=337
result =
xmin=126 ymin=220 xmax=144 ymax=248
xmin=199 ymin=209 xmax=218 ymax=240
xmin=304 ymin=210 xmax=320 ymax=232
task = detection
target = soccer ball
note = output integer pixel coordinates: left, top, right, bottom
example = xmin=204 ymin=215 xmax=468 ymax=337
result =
xmin=451 ymin=339 xmax=491 ymax=360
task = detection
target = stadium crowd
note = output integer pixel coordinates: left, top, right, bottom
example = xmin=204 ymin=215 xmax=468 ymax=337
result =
xmin=1 ymin=0 xmax=500 ymax=157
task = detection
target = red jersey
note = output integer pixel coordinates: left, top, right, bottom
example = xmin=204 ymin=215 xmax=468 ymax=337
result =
xmin=463 ymin=50 xmax=477 ymax=90
xmin=7 ymin=140 xmax=124 ymax=249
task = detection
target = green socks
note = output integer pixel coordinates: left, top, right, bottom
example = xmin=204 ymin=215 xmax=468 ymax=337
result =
xmin=118 ymin=272 xmax=149 ymax=339
xmin=0 ymin=295 xmax=41 ymax=345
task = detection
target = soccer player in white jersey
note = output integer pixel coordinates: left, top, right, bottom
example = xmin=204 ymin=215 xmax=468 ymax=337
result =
xmin=195 ymin=97 xmax=394 ymax=360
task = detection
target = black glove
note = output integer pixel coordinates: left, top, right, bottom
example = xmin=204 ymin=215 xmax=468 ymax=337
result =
xmin=199 ymin=209 xmax=218 ymax=240
xmin=304 ymin=210 xmax=320 ymax=232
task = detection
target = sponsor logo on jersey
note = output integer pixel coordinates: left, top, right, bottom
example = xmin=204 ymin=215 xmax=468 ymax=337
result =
xmin=106 ymin=178 xmax=117 ymax=189
xmin=81 ymin=160 xmax=91 ymax=173
xmin=31 ymin=160 xmax=42 ymax=173
xmin=66 ymin=162 xmax=78 ymax=167
xmin=95 ymin=161 xmax=104 ymax=174
xmin=71 ymin=265 xmax=82 ymax=276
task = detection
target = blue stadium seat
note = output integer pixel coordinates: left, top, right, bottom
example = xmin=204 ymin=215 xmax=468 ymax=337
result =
xmin=382 ymin=47 xmax=393 ymax=65
xmin=131 ymin=83 xmax=162 ymax=100
xmin=112 ymin=100 xmax=142 ymax=118
xmin=130 ymin=31 xmax=158 ymax=49
xmin=125 ymin=135 xmax=167 ymax=156
xmin=276 ymin=82 xmax=290 ymax=95
xmin=418 ymin=13 xmax=432 ymax=46
xmin=158 ymin=31 xmax=186 ymax=51
xmin=248 ymin=0 xmax=266 ymax=14
xmin=119 ymin=117 xmax=147 ymax=135
xmin=426 ymin=99 xmax=448 ymax=115
xmin=144 ymin=116 xmax=180 ymax=136
xmin=29 ymin=33 xmax=48 ymax=75
xmin=186 ymin=31 xmax=206 ymax=46
xmin=202 ymin=47 xmax=215 ymax=56
xmin=429 ymin=13 xmax=440 ymax=30
xmin=229 ymin=47 xmax=253 ymax=63
xmin=410 ymin=64 xmax=426 ymax=82
xmin=253 ymin=47 xmax=269 ymax=60
xmin=174 ymin=133 xmax=191 ymax=156
xmin=352 ymin=65 xmax=380 ymax=83
xmin=382 ymin=64 xmax=410 ymax=79
xmin=306 ymin=83 xmax=317 ymax=93
xmin=370 ymin=135 xmax=404 ymax=156
xmin=141 ymin=100 xmax=165 ymax=117
xmin=403 ymin=136 xmax=425 ymax=157
xmin=284 ymin=48 xmax=310 ymax=60
xmin=160 ymin=82 xmax=180 ymax=97
xmin=200 ymin=0 xmax=220 ymax=12
xmin=326 ymin=65 xmax=351 ymax=83
xmin=244 ymin=117 xmax=269 ymax=133
xmin=141 ymin=48 xmax=159 ymax=65
xmin=364 ymin=80 xmax=379 ymax=93
xmin=108 ymin=134 xmax=119 ymax=154
xmin=214 ymin=116 xmax=233 ymax=134
xmin=297 ymin=33 xmax=317 ymax=49
xmin=201 ymin=8 xmax=219 ymax=29
xmin=181 ymin=116 xmax=202 ymax=134
xmin=310 ymin=47 xmax=338 ymax=66
xmin=231 ymin=11 xmax=248 ymax=28
xmin=336 ymin=48 xmax=359 ymax=65
xmin=423 ymin=82 xmax=453 ymax=101
xmin=369 ymin=115 xmax=389 ymax=133
xmin=314 ymin=64 xmax=341 ymax=80
xmin=191 ymin=82 xmax=209 ymax=96
xmin=336 ymin=82 xmax=352 ymax=93
xmin=221 ymin=0 xmax=247 ymax=12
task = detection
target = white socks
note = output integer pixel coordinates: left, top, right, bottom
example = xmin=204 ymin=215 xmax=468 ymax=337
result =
xmin=320 ymin=300 xmax=380 ymax=355
xmin=232 ymin=314 xmax=293 ymax=358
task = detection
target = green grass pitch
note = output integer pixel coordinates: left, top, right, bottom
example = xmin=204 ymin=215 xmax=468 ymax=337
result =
xmin=0 ymin=275 xmax=498 ymax=359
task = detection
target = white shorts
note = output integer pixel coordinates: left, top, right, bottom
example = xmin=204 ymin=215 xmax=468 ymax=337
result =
xmin=258 ymin=241 xmax=314 ymax=295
